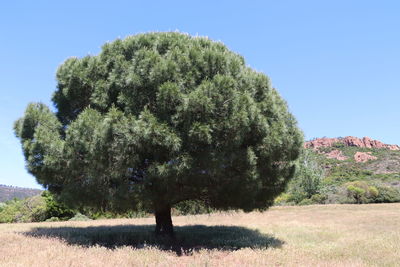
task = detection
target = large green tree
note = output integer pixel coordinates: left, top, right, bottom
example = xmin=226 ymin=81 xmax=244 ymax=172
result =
xmin=15 ymin=32 xmax=302 ymax=235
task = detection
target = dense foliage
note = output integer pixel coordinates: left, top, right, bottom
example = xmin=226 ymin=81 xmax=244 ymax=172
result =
xmin=0 ymin=191 xmax=77 ymax=223
xmin=14 ymin=32 xmax=302 ymax=234
xmin=0 ymin=195 xmax=46 ymax=223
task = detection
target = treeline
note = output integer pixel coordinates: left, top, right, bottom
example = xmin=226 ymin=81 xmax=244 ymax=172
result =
xmin=0 ymin=191 xmax=212 ymax=223
xmin=0 ymin=185 xmax=42 ymax=202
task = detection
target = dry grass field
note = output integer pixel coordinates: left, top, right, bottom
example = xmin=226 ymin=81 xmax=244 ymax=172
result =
xmin=1 ymin=203 xmax=399 ymax=266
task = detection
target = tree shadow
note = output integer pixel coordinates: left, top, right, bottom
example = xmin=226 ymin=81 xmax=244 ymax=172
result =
xmin=25 ymin=224 xmax=284 ymax=255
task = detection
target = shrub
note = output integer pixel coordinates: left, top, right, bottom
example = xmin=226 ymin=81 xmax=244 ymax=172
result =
xmin=274 ymin=193 xmax=291 ymax=205
xmin=310 ymin=194 xmax=327 ymax=204
xmin=45 ymin=217 xmax=61 ymax=222
xmin=345 ymin=181 xmax=379 ymax=204
xmin=0 ymin=202 xmax=5 ymax=212
xmin=368 ymin=186 xmax=379 ymax=198
xmin=347 ymin=185 xmax=366 ymax=204
xmin=298 ymin=198 xmax=313 ymax=206
xmin=68 ymin=213 xmax=92 ymax=221
xmin=374 ymin=186 xmax=400 ymax=203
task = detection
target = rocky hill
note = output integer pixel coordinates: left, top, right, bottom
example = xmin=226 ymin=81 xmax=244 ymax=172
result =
xmin=0 ymin=185 xmax=42 ymax=202
xmin=273 ymin=136 xmax=400 ymax=206
xmin=305 ymin=136 xmax=400 ymax=186
xmin=306 ymin=136 xmax=399 ymax=151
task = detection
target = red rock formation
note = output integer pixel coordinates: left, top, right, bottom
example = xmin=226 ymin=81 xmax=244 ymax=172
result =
xmin=343 ymin=136 xmax=364 ymax=147
xmin=361 ymin=137 xmax=385 ymax=149
xmin=305 ymin=138 xmax=340 ymax=149
xmin=325 ymin=149 xmax=348 ymax=161
xmin=387 ymin=145 xmax=400 ymax=151
xmin=354 ymin=152 xmax=377 ymax=163
xmin=305 ymin=136 xmax=400 ymax=151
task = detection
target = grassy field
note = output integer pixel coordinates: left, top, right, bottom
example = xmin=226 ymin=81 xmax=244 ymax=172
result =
xmin=1 ymin=204 xmax=399 ymax=266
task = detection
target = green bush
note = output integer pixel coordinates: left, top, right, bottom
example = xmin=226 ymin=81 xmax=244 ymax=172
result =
xmin=374 ymin=186 xmax=400 ymax=203
xmin=345 ymin=181 xmax=379 ymax=204
xmin=68 ymin=213 xmax=92 ymax=221
xmin=0 ymin=199 xmax=20 ymax=223
xmin=368 ymin=186 xmax=379 ymax=198
xmin=45 ymin=217 xmax=61 ymax=222
xmin=347 ymin=185 xmax=366 ymax=203
xmin=298 ymin=198 xmax=313 ymax=206
xmin=310 ymin=194 xmax=327 ymax=204
xmin=274 ymin=193 xmax=292 ymax=205
xmin=0 ymin=202 xmax=6 ymax=212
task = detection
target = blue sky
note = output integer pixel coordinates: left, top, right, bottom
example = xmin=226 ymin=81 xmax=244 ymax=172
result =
xmin=1 ymin=1 xmax=399 ymax=189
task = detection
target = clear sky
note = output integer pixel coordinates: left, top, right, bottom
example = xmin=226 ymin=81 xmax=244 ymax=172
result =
xmin=1 ymin=1 xmax=399 ymax=189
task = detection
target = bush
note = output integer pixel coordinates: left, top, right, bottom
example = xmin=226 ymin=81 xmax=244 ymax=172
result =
xmin=68 ymin=213 xmax=92 ymax=221
xmin=298 ymin=198 xmax=313 ymax=206
xmin=345 ymin=181 xmax=379 ymax=204
xmin=368 ymin=186 xmax=379 ymax=198
xmin=274 ymin=193 xmax=292 ymax=205
xmin=287 ymin=191 xmax=308 ymax=205
xmin=45 ymin=217 xmax=61 ymax=222
xmin=347 ymin=185 xmax=366 ymax=204
xmin=374 ymin=186 xmax=400 ymax=203
xmin=310 ymin=194 xmax=327 ymax=204
xmin=0 ymin=202 xmax=6 ymax=212
xmin=0 ymin=199 xmax=20 ymax=223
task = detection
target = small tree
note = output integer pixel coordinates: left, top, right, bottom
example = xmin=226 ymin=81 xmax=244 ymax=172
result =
xmin=286 ymin=149 xmax=324 ymax=203
xmin=14 ymin=32 xmax=302 ymax=236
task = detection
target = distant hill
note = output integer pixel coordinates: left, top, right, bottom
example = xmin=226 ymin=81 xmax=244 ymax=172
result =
xmin=0 ymin=185 xmax=42 ymax=202
xmin=305 ymin=136 xmax=400 ymax=188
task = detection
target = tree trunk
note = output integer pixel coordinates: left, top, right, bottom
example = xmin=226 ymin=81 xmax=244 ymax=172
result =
xmin=155 ymin=206 xmax=174 ymax=237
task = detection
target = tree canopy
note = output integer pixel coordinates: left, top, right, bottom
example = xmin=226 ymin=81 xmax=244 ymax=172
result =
xmin=14 ymin=32 xmax=303 ymax=235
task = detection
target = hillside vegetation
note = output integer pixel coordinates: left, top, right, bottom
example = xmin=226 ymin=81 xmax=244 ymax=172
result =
xmin=278 ymin=137 xmax=400 ymax=205
xmin=0 ymin=203 xmax=398 ymax=266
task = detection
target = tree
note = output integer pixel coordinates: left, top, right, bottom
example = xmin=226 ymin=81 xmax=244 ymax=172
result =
xmin=14 ymin=32 xmax=302 ymax=236
xmin=41 ymin=191 xmax=76 ymax=220
xmin=287 ymin=149 xmax=325 ymax=203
